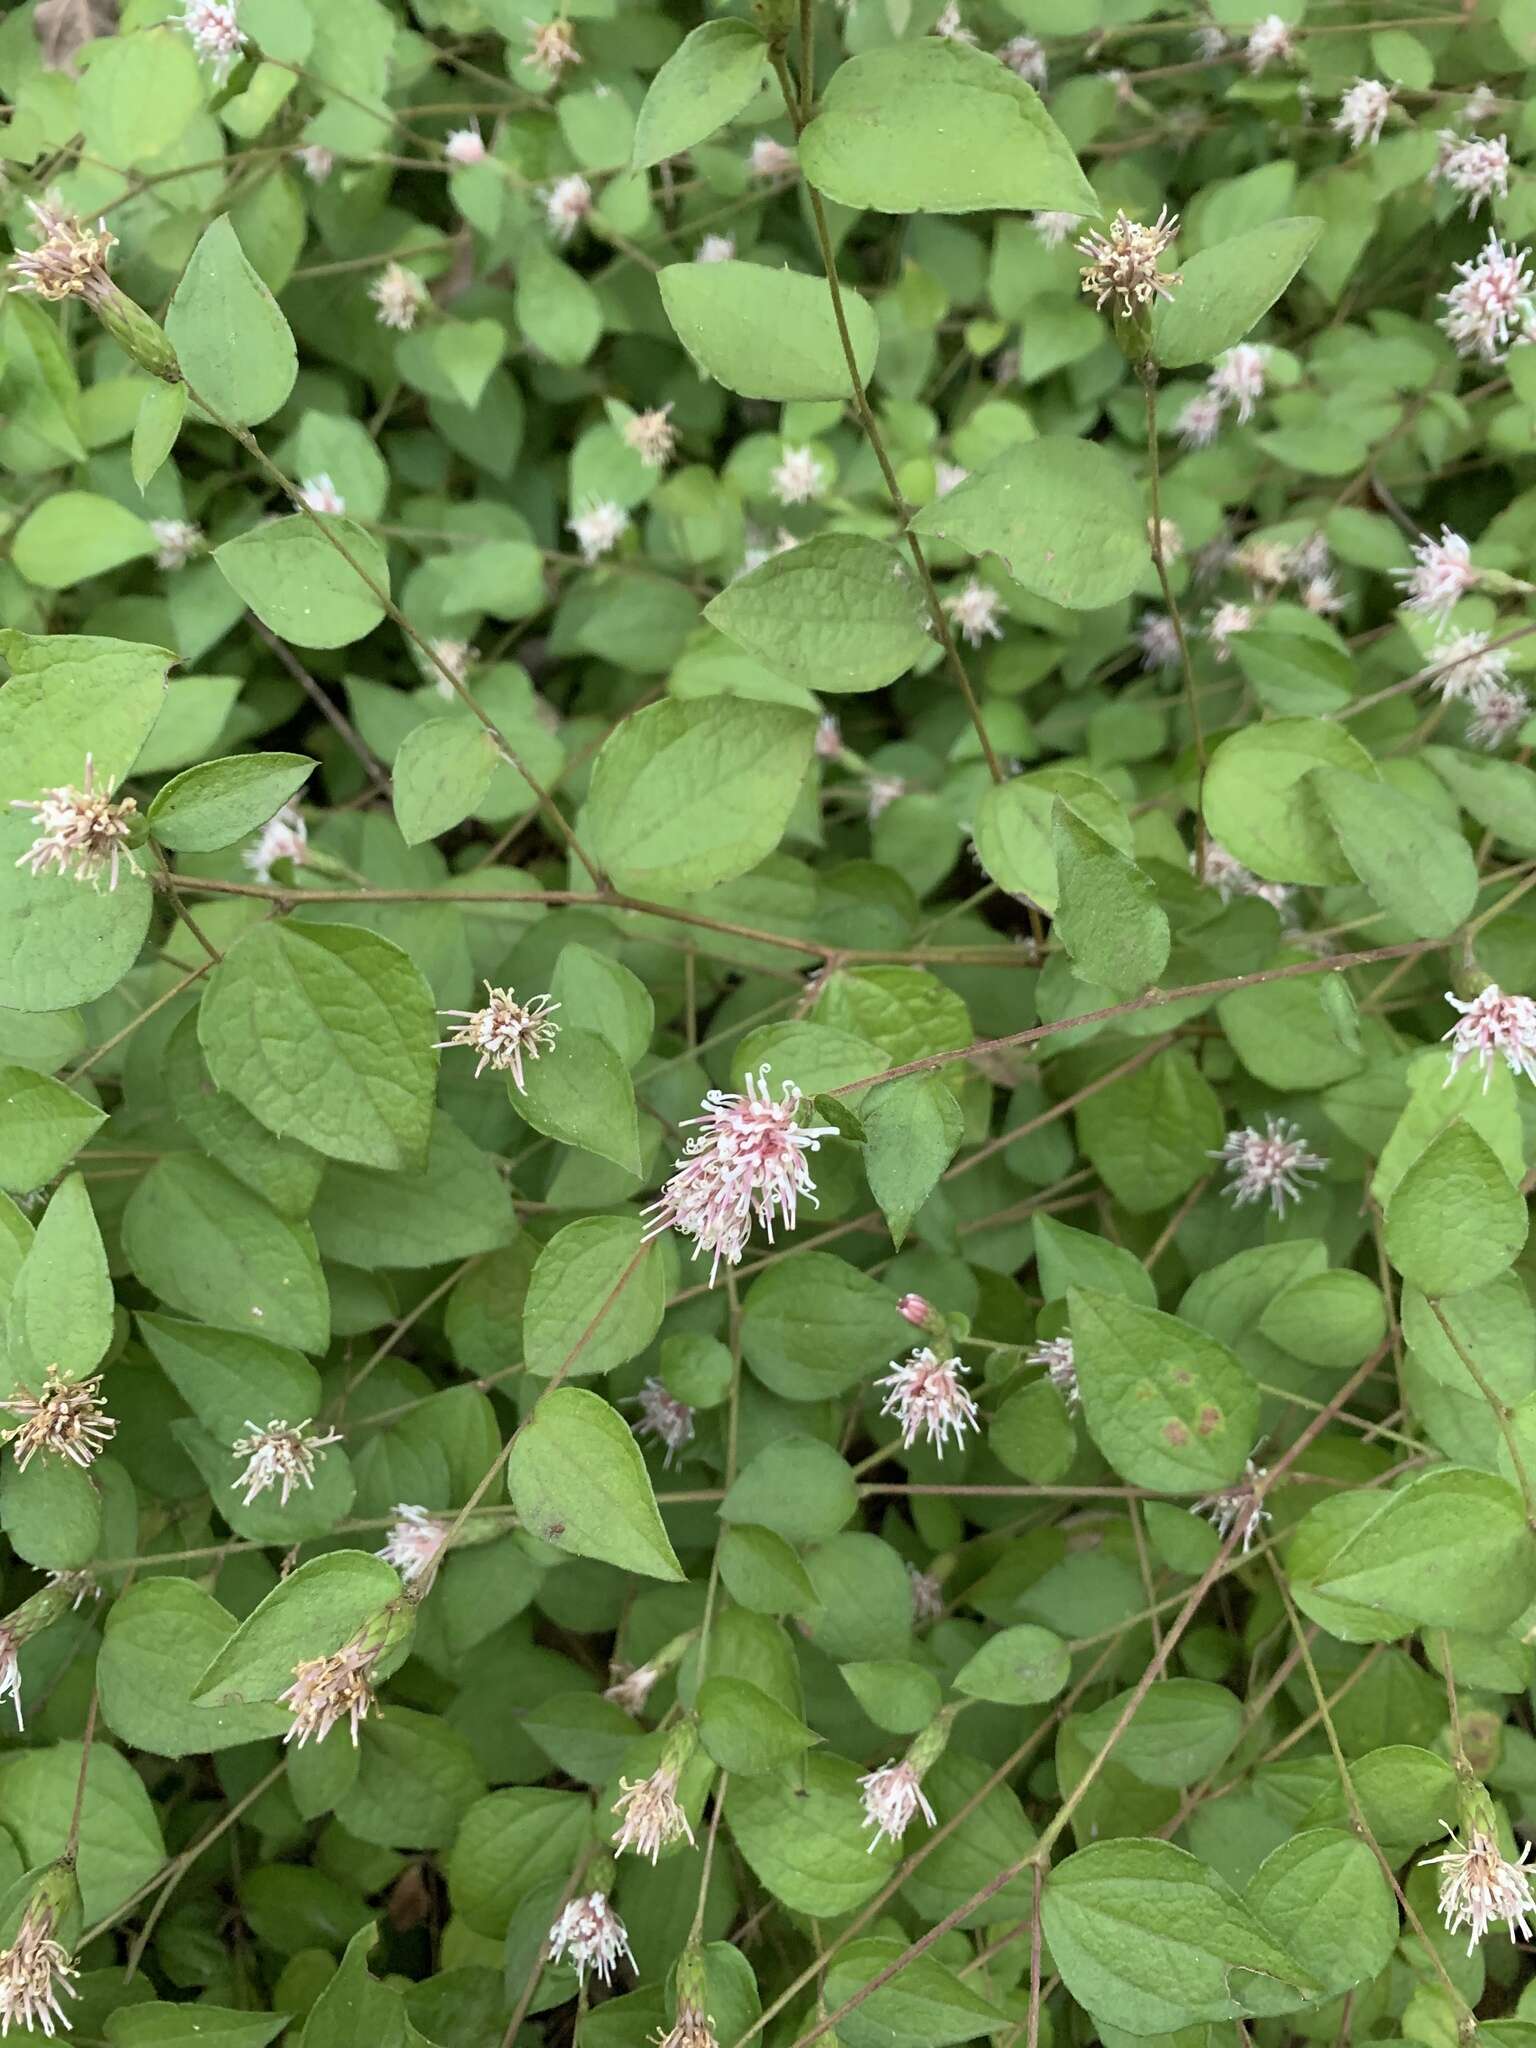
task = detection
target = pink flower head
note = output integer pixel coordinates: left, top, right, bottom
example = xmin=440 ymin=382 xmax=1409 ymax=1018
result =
xmin=770 ymin=444 xmax=826 ymax=505
xmin=814 ymin=714 xmax=843 ymax=761
xmin=178 ymin=0 xmax=246 ymax=83
xmin=12 ymin=756 xmax=140 ymax=892
xmin=632 ymin=1378 xmax=695 ymax=1466
xmin=1467 ymin=681 xmax=1529 ymax=749
xmin=1209 ymin=343 xmax=1268 ymax=423
xmin=1395 ymin=527 xmax=1478 ymax=622
xmin=1444 ymin=984 xmax=1536 ymax=1089
xmin=435 ymin=984 xmax=559 ymax=1090
xmin=1031 ymin=210 xmax=1081 ymax=249
xmin=1138 ymin=612 xmax=1181 ymax=670
xmin=1213 ymin=1117 xmax=1327 ymax=1215
xmin=643 ymin=1066 xmax=836 ymax=1284
xmin=943 ymin=577 xmax=1006 ymax=647
xmin=1431 ymin=630 xmax=1510 ymax=700
xmin=1177 ymin=390 xmax=1225 ymax=448
xmin=998 ymin=35 xmax=1047 ymax=86
xmin=1333 ymin=78 xmax=1393 ymax=150
xmin=858 ymin=1760 xmax=935 ymax=1849
xmin=1440 ymin=235 xmax=1535 ymax=361
xmin=445 ymin=123 xmax=487 ymax=167
xmin=1206 ymin=601 xmax=1252 ymax=660
xmin=376 ymin=1505 xmax=451 ymax=1586
xmin=547 ymin=1893 xmax=632 ymax=1984
xmin=748 ymin=136 xmax=796 ymax=180
xmin=1426 ymin=1827 xmax=1535 ymax=1952
xmin=897 ymin=1293 xmax=934 ymax=1328
xmin=1245 ymin=14 xmax=1295 ymax=73
xmin=1435 ymin=131 xmax=1511 ymax=214
xmin=877 ymin=1348 xmax=979 ymax=1456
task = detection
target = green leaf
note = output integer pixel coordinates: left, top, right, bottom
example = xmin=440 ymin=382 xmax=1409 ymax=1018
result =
xmin=309 ymin=1114 xmax=515 ymax=1269
xmin=1075 ymin=1047 xmax=1225 ymax=1214
xmin=1153 ymin=218 xmax=1323 ymax=367
xmin=822 ymin=1938 xmax=1003 ymax=2048
xmin=137 ymin=1311 xmax=320 ymax=1445
xmin=147 ymin=752 xmax=315 ymax=852
xmin=0 ymin=632 xmax=174 ymax=808
xmin=1258 ymin=1270 xmax=1386 ymax=1370
xmin=953 ymin=1623 xmax=1070 ymax=1705
xmin=910 ymin=439 xmax=1146 ymax=610
xmin=971 ymin=769 xmax=1130 ymax=914
xmin=523 ymin=1218 xmax=664 ymax=1380
xmin=0 ymin=1742 xmax=164 ymax=1926
xmin=1051 ymin=802 xmax=1170 ymax=999
xmin=214 ymin=515 xmax=390 ymax=649
xmin=0 ymin=1066 xmax=105 ymax=1193
xmin=696 ymin=1675 xmax=819 ymax=1775
xmin=1035 ymin=1213 xmax=1156 ymax=1308
xmin=1312 ymin=770 xmax=1477 ymax=940
xmin=5 ymin=1173 xmax=112 ymax=1385
xmin=108 ymin=2008 xmax=288 ymax=2048
xmin=798 ymin=40 xmax=1094 ymax=217
xmin=1426 ymin=743 xmax=1536 ymax=855
xmin=337 ymin=1708 xmax=486 ymax=1851
xmin=392 ymin=719 xmax=498 ymax=846
xmin=1384 ymin=1119 xmax=1528 ymax=1297
xmin=514 ymin=1026 xmax=641 ymax=1175
xmin=632 ymin=19 xmax=771 ymax=171
xmin=1203 ymin=719 xmax=1377 ymax=885
xmin=199 ymin=921 xmax=438 ymax=1172
xmin=742 ymin=1253 xmax=911 ymax=1401
xmin=11 ymin=492 xmax=154 ymax=590
xmin=513 ymin=241 xmax=602 ymax=369
xmin=165 ymin=1009 xmax=323 ymax=1220
xmin=721 ymin=1437 xmax=858 ymax=1543
xmin=1041 ymin=1839 xmax=1317 ymax=2034
xmin=728 ymin=1755 xmax=898 ymax=1914
xmin=717 ymin=1523 xmax=821 ymax=1617
xmin=132 ymin=379 xmax=187 ymax=493
xmin=447 ymin=1788 xmax=592 ymax=1938
xmin=658 ymin=263 xmax=878 ymax=402
xmin=704 ymin=534 xmax=932 ymax=694
xmin=194 ymin=1550 xmax=401 ymax=1706
xmin=549 ymin=945 xmax=653 ymax=1067
xmin=98 ymin=1578 xmax=291 ymax=1757
xmin=169 ymin=216 xmax=299 ymax=428
xmin=506 ymin=1386 xmax=684 ymax=1580
xmin=0 ymin=1455 xmax=101 ymax=1570
xmin=1068 ymin=1287 xmax=1260 ymax=1495
xmin=1243 ymin=1829 xmax=1397 ymax=2000
xmin=862 ymin=1075 xmax=964 ymax=1245
xmin=1074 ymin=1679 xmax=1243 ymax=1787
xmin=585 ymin=696 xmax=815 ymax=896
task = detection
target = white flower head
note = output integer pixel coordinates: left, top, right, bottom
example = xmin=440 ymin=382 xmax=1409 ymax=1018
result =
xmin=280 ymin=1632 xmax=383 ymax=1747
xmin=1395 ymin=526 xmax=1478 ymax=622
xmin=569 ymin=496 xmax=629 ymax=562
xmin=376 ymin=1505 xmax=450 ymax=1587
xmin=696 ymin=233 xmax=735 ymax=264
xmin=1029 ymin=1334 xmax=1079 ymax=1410
xmin=998 ymin=35 xmax=1047 ymax=86
xmin=1193 ymin=1457 xmax=1270 ymax=1553
xmin=369 ymin=262 xmax=427 ymax=332
xmin=865 ymin=772 xmax=906 ymax=820
xmin=1192 ymin=22 xmax=1229 ymax=57
xmin=2 ymin=1369 xmax=115 ymax=1475
xmin=1426 ymin=1826 xmax=1535 ymax=1952
xmin=642 ymin=1065 xmax=836 ymax=1285
xmin=1197 ymin=839 xmax=1292 ymax=915
xmin=229 ymin=1417 xmax=342 ymax=1508
xmin=1209 ymin=343 xmax=1269 ymax=423
xmin=933 ymin=0 xmax=976 ymax=42
xmin=547 ymin=1893 xmax=633 ymax=1984
xmin=1031 ymin=209 xmax=1081 ymax=249
xmin=445 ymin=123 xmax=487 ymax=167
xmin=748 ymin=136 xmax=796 ymax=180
xmin=177 ymin=0 xmax=246 ymax=84
xmin=1177 ymin=390 xmax=1226 ymax=448
xmin=1301 ymin=570 xmax=1344 ymax=615
xmin=612 ymin=1761 xmax=695 ymax=1863
xmin=0 ymin=1898 xmax=79 ymax=2040
xmin=1440 ymin=234 xmax=1536 ymax=362
xmin=12 ymin=755 xmax=140 ymax=893
xmin=944 ymin=577 xmax=1006 ymax=647
xmin=858 ymin=1760 xmax=936 ymax=1850
xmin=1148 ymin=515 xmax=1184 ymax=563
xmin=936 ymin=459 xmax=969 ymax=496
xmin=1431 ymin=629 xmax=1511 ymax=700
xmin=152 ymin=518 xmax=203 ymax=570
xmin=526 ymin=16 xmax=581 ymax=82
xmin=633 ymin=1378 xmax=695 ymax=1467
xmin=1467 ymin=680 xmax=1529 ymax=749
xmin=624 ymin=404 xmax=678 ymax=469
xmin=1463 ymin=83 xmax=1500 ymax=126
xmin=1206 ymin=601 xmax=1253 ymax=660
xmin=770 ymin=444 xmax=826 ymax=507
xmin=544 ymin=173 xmax=592 ymax=242
xmin=1078 ymin=207 xmax=1181 ymax=314
xmin=1138 ymin=612 xmax=1181 ymax=671
xmin=1236 ymin=538 xmax=1293 ymax=589
xmin=908 ymin=1565 xmax=945 ymax=1623
xmin=295 ymin=145 xmax=334 ymax=182
xmin=877 ymin=1347 xmax=979 ymax=1456
xmin=1245 ymin=14 xmax=1296 ymax=73
xmin=1435 ymin=131 xmax=1511 ymax=214
xmin=741 ymin=526 xmax=797 ymax=575
xmin=435 ymin=983 xmax=560 ymax=1090
xmin=1333 ymin=78 xmax=1393 ymax=150
xmin=1444 ymin=984 xmax=1536 ymax=1089
xmin=243 ymin=802 xmax=307 ymax=882
xmin=298 ymin=473 xmax=345 ymax=516
xmin=427 ymin=637 xmax=478 ymax=698
xmin=1213 ymin=1117 xmax=1327 ymax=1215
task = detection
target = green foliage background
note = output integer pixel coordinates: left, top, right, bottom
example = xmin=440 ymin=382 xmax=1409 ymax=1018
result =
xmin=0 ymin=0 xmax=1535 ymax=2041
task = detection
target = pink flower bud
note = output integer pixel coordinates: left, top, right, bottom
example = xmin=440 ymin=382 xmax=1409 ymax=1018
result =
xmin=898 ymin=1294 xmax=935 ymax=1328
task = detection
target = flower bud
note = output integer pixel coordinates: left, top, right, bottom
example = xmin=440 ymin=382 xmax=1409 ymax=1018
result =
xmin=897 ymin=1293 xmax=943 ymax=1335
xmin=91 ymin=280 xmax=181 ymax=383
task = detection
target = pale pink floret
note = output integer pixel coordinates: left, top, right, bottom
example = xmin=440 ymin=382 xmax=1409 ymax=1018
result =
xmin=547 ymin=1894 xmax=632 ymax=1984
xmin=151 ymin=518 xmax=203 ymax=570
xmin=1209 ymin=344 xmax=1268 ymax=423
xmin=445 ymin=123 xmax=487 ymax=166
xmin=696 ymin=234 xmax=735 ymax=264
xmin=1212 ymin=1117 xmax=1327 ymax=1215
xmin=1138 ymin=613 xmax=1181 ymax=671
xmin=544 ymin=173 xmax=592 ymax=242
xmin=1333 ymin=78 xmax=1393 ymax=150
xmin=376 ymin=1505 xmax=450 ymax=1586
xmin=1396 ymin=527 xmax=1478 ymax=621
xmin=1440 ymin=236 xmax=1535 ymax=362
xmin=1206 ymin=602 xmax=1252 ymax=660
xmin=568 ymin=498 xmax=629 ymax=562
xmin=1431 ymin=630 xmax=1510 ymax=700
xmin=177 ymin=0 xmax=246 ymax=83
xmin=748 ymin=136 xmax=796 ymax=180
xmin=624 ymin=405 xmax=678 ymax=469
xmin=298 ymin=473 xmax=345 ymax=516
xmin=1245 ymin=14 xmax=1295 ymax=72
xmin=1426 ymin=1828 xmax=1535 ymax=1952
xmin=1029 ymin=1334 xmax=1079 ymax=1410
xmin=858 ymin=1760 xmax=936 ymax=1850
xmin=633 ymin=1379 xmax=695 ymax=1466
xmin=1192 ymin=1458 xmax=1270 ymax=1554
xmin=998 ymin=35 xmax=1047 ymax=86
xmin=877 ymin=1347 xmax=979 ymax=1456
xmin=280 ymin=1637 xmax=382 ymax=1747
xmin=1032 ymin=210 xmax=1081 ymax=249
xmin=643 ymin=1066 xmax=836 ymax=1284
xmin=12 ymin=756 xmax=140 ymax=893
xmin=611 ymin=1762 xmax=695 ymax=1863
xmin=1177 ymin=390 xmax=1225 ymax=448
xmin=944 ymin=578 xmax=1006 ymax=647
xmin=1435 ymin=131 xmax=1511 ymax=214
xmin=0 ymin=1629 xmax=22 ymax=1731
xmin=369 ymin=262 xmax=427 ymax=331
xmin=1443 ymin=984 xmax=1536 ymax=1089
xmin=229 ymin=1418 xmax=342 ymax=1508
xmin=1466 ymin=681 xmax=1529 ymax=749
xmin=770 ymin=445 xmax=826 ymax=506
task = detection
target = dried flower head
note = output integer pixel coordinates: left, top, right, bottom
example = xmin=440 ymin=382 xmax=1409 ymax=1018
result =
xmin=877 ymin=1348 xmax=979 ymax=1456
xmin=1206 ymin=601 xmax=1253 ymax=660
xmin=1209 ymin=343 xmax=1269 ymax=423
xmin=814 ymin=714 xmax=843 ymax=761
xmin=696 ymin=233 xmax=735 ymax=264
xmin=1029 ymin=1334 xmax=1079 ymax=1410
xmin=376 ymin=1505 xmax=450 ymax=1587
xmin=944 ymin=577 xmax=1006 ymax=647
xmin=0 ymin=1629 xmax=20 ymax=1731
xmin=1213 ymin=1117 xmax=1327 ymax=1215
xmin=1031 ymin=209 xmax=1082 ymax=249
xmin=1236 ymin=539 xmax=1293 ymax=589
xmin=1333 ymin=78 xmax=1393 ymax=150
xmin=298 ymin=473 xmax=345 ymax=516
xmin=1078 ymin=207 xmax=1181 ymax=314
xmin=1440 ymin=235 xmax=1535 ymax=362
xmin=444 ymin=123 xmax=486 ymax=167
xmin=858 ymin=1760 xmax=936 ymax=1850
xmin=748 ymin=136 xmax=796 ymax=180
xmin=633 ymin=1379 xmax=695 ymax=1467
xmin=865 ymin=772 xmax=907 ymax=820
xmin=612 ymin=1761 xmax=695 ymax=1863
xmin=0 ymin=1898 xmax=79 ymax=2039
xmin=8 ymin=198 xmax=115 ymax=304
xmin=569 ymin=497 xmax=630 ymax=562
xmin=545 ymin=172 xmax=593 ymax=242
xmin=770 ymin=444 xmax=826 ymax=506
xmin=435 ymin=984 xmax=560 ymax=1090
xmin=643 ymin=1065 xmax=835 ymax=1284
xmin=1301 ymin=570 xmax=1343 ymax=615
xmin=229 ymin=1417 xmax=343 ymax=1508
xmin=243 ymin=802 xmax=307 ymax=882
xmin=1444 ymin=984 xmax=1536 ymax=1089
xmin=1432 ymin=629 xmax=1511 ymax=700
xmin=1197 ymin=840 xmax=1292 ymax=915
xmin=1435 ymin=131 xmax=1511 ymax=214
xmin=1138 ymin=612 xmax=1181 ymax=670
xmin=369 ymin=262 xmax=427 ymax=332
xmin=1467 ymin=680 xmax=1529 ymax=749
xmin=998 ymin=34 xmax=1047 ymax=86
xmin=547 ymin=1893 xmax=633 ymax=1984
xmin=1193 ymin=1457 xmax=1270 ymax=1553
xmin=3 ymin=1370 xmax=116 ymax=1474
xmin=624 ymin=404 xmax=678 ymax=469
xmin=604 ymin=1662 xmax=660 ymax=1717
xmin=151 ymin=518 xmax=203 ymax=571
xmin=526 ymin=15 xmax=581 ymax=81
xmin=280 ymin=1629 xmax=384 ymax=1747
xmin=655 ymin=1997 xmax=718 ymax=2048
xmin=1177 ymin=390 xmax=1226 ymax=448
xmin=1245 ymin=14 xmax=1295 ymax=72
xmin=1396 ymin=526 xmax=1478 ymax=622
xmin=908 ymin=1565 xmax=945 ymax=1623
xmin=177 ymin=0 xmax=246 ymax=82
xmin=295 ymin=144 xmax=334 ymax=182
xmin=46 ymin=1571 xmax=99 ymax=1613
xmin=427 ymin=637 xmax=478 ymax=697
xmin=1426 ymin=1826 xmax=1535 ymax=1952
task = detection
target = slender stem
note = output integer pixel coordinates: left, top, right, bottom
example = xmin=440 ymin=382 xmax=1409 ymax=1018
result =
xmin=1426 ymin=1297 xmax=1536 ymax=1522
xmin=64 ymin=1692 xmax=99 ymax=1864
xmin=1141 ymin=364 xmax=1207 ymax=876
